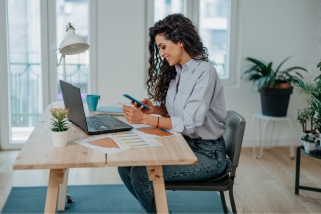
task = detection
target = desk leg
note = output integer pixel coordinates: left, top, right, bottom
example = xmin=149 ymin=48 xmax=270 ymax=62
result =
xmin=45 ymin=169 xmax=65 ymax=213
xmin=146 ymin=165 xmax=168 ymax=214
xmin=57 ymin=168 xmax=69 ymax=211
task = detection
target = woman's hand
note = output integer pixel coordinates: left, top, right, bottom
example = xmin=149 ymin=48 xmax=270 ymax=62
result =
xmin=122 ymin=105 xmax=145 ymax=124
xmin=132 ymin=98 xmax=156 ymax=114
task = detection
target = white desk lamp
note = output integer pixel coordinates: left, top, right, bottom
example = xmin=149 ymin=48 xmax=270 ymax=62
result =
xmin=59 ymin=22 xmax=89 ymax=81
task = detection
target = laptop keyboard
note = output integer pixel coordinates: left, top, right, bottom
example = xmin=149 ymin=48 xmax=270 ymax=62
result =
xmin=86 ymin=117 xmax=113 ymax=131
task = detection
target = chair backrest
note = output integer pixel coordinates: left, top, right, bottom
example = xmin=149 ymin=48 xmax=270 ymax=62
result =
xmin=223 ymin=110 xmax=246 ymax=167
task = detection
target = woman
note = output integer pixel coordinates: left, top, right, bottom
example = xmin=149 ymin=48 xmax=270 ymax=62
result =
xmin=119 ymin=13 xmax=227 ymax=213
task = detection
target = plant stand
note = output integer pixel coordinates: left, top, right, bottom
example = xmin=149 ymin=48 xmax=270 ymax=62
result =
xmin=252 ymin=113 xmax=294 ymax=159
xmin=295 ymin=146 xmax=321 ymax=194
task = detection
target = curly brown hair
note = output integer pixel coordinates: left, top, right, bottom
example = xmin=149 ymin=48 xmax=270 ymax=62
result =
xmin=147 ymin=14 xmax=211 ymax=114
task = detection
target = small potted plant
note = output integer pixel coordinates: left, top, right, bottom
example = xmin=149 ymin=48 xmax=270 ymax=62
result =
xmin=295 ymin=60 xmax=321 ymax=153
xmin=297 ymin=107 xmax=317 ymax=153
xmin=50 ymin=108 xmax=70 ymax=147
xmin=242 ymin=56 xmax=307 ymax=117
xmin=305 ymin=133 xmax=317 ymax=153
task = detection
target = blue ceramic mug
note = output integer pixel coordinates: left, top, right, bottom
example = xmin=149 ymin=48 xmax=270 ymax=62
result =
xmin=86 ymin=94 xmax=100 ymax=111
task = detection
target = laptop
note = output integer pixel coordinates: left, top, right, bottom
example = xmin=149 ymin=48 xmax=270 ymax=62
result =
xmin=60 ymin=80 xmax=133 ymax=135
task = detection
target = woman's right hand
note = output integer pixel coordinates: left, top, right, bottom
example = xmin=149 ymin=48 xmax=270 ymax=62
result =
xmin=132 ymin=98 xmax=156 ymax=114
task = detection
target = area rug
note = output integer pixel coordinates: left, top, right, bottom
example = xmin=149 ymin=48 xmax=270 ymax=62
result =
xmin=1 ymin=184 xmax=230 ymax=213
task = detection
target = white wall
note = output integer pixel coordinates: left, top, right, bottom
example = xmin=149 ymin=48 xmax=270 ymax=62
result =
xmin=97 ymin=0 xmax=148 ymax=106
xmin=95 ymin=0 xmax=320 ymax=147
xmin=227 ymin=0 xmax=319 ymax=147
xmin=238 ymin=0 xmax=318 ymax=80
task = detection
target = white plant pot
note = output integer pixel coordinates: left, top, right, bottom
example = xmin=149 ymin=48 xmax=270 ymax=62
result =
xmin=51 ymin=129 xmax=70 ymax=147
xmin=301 ymin=132 xmax=309 ymax=139
xmin=304 ymin=142 xmax=316 ymax=153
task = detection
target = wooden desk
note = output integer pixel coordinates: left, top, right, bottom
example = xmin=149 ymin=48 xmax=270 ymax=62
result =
xmin=12 ymin=104 xmax=197 ymax=213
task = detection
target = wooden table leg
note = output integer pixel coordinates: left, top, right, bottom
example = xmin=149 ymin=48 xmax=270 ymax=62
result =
xmin=45 ymin=169 xmax=65 ymax=213
xmin=57 ymin=168 xmax=69 ymax=211
xmin=147 ymin=165 xmax=168 ymax=214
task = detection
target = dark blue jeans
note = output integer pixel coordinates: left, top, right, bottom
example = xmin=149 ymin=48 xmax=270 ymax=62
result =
xmin=118 ymin=135 xmax=227 ymax=213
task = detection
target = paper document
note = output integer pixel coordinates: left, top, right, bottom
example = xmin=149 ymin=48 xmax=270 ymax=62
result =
xmin=131 ymin=124 xmax=179 ymax=137
xmin=111 ymin=131 xmax=162 ymax=149
xmin=74 ymin=135 xmax=125 ymax=154
xmin=74 ymin=125 xmax=177 ymax=153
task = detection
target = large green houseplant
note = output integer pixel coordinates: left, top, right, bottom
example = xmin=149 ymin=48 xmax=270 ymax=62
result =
xmin=296 ymin=107 xmax=319 ymax=153
xmin=295 ymin=60 xmax=321 ymax=153
xmin=242 ymin=57 xmax=307 ymax=116
xmin=295 ymin=61 xmax=321 ymax=113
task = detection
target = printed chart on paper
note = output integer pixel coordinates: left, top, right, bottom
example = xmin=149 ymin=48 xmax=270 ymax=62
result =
xmin=74 ymin=125 xmax=179 ymax=154
xmin=112 ymin=131 xmax=149 ymax=148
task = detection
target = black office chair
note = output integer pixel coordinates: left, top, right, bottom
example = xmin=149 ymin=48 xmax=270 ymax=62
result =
xmin=165 ymin=110 xmax=246 ymax=214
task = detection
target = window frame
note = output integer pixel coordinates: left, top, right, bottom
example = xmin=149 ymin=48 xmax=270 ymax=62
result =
xmin=0 ymin=0 xmax=97 ymax=150
xmin=146 ymin=0 xmax=239 ymax=86
xmin=0 ymin=0 xmax=14 ymax=150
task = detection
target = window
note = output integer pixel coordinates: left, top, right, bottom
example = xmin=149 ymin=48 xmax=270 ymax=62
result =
xmin=151 ymin=0 xmax=235 ymax=82
xmin=7 ymin=0 xmax=42 ymax=142
xmin=154 ymin=0 xmax=185 ymax=21
xmin=0 ymin=0 xmax=93 ymax=149
xmin=56 ymin=0 xmax=90 ymax=100
xmin=205 ymin=0 xmax=228 ymax=18
xmin=199 ymin=0 xmax=229 ymax=79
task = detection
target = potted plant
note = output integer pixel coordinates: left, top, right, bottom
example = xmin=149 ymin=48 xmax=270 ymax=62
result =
xmin=303 ymin=133 xmax=317 ymax=153
xmin=242 ymin=56 xmax=307 ymax=117
xmin=50 ymin=108 xmax=70 ymax=147
xmin=296 ymin=107 xmax=317 ymax=153
xmin=295 ymin=60 xmax=321 ymax=153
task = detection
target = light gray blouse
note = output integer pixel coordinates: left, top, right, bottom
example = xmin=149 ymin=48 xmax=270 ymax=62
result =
xmin=165 ymin=58 xmax=226 ymax=140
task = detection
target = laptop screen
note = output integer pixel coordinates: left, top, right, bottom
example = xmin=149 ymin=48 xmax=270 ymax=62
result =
xmin=60 ymin=80 xmax=88 ymax=133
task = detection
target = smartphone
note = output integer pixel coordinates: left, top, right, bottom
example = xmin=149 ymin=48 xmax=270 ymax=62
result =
xmin=123 ymin=94 xmax=150 ymax=110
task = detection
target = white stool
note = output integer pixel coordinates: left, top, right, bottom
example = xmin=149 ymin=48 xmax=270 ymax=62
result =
xmin=252 ymin=113 xmax=294 ymax=159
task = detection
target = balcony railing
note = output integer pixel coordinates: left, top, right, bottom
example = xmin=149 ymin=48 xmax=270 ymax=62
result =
xmin=9 ymin=60 xmax=88 ymax=128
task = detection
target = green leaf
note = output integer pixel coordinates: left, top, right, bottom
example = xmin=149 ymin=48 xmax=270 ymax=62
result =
xmin=283 ymin=66 xmax=308 ymax=73
xmin=275 ymin=56 xmax=291 ymax=73
xmin=244 ymin=57 xmax=308 ymax=90
xmin=269 ymin=73 xmax=275 ymax=86
xmin=264 ymin=76 xmax=270 ymax=88
xmin=241 ymin=66 xmax=261 ymax=78
xmin=246 ymin=57 xmax=267 ymax=70
xmin=264 ymin=74 xmax=275 ymax=88
xmin=248 ymin=73 xmax=262 ymax=81
xmin=294 ymin=71 xmax=304 ymax=79
xmin=265 ymin=62 xmax=273 ymax=76
xmin=314 ymin=74 xmax=321 ymax=82
xmin=254 ymin=77 xmax=267 ymax=91
xmin=253 ymin=80 xmax=260 ymax=91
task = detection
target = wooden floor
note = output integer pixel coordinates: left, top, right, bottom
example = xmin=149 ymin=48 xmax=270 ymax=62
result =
xmin=0 ymin=147 xmax=321 ymax=213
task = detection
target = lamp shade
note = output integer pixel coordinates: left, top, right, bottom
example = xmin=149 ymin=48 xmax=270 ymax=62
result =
xmin=59 ymin=27 xmax=89 ymax=55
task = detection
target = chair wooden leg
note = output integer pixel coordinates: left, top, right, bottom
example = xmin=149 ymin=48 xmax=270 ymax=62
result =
xmin=229 ymin=185 xmax=237 ymax=214
xmin=219 ymin=191 xmax=228 ymax=214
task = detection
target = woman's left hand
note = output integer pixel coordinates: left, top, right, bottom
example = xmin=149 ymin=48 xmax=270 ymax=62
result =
xmin=122 ymin=105 xmax=145 ymax=124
